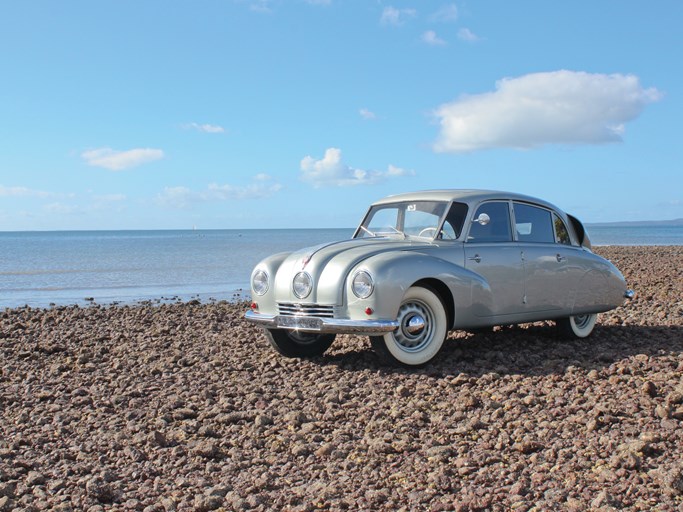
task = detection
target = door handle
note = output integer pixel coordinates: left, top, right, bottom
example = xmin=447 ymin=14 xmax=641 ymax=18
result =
xmin=468 ymin=254 xmax=481 ymax=263
xmin=556 ymin=254 xmax=567 ymax=263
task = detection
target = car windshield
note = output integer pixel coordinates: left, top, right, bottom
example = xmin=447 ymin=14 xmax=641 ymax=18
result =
xmin=355 ymin=200 xmax=467 ymax=240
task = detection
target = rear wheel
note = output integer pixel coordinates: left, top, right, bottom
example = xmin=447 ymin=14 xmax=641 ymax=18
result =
xmin=556 ymin=314 xmax=597 ymax=338
xmin=370 ymin=286 xmax=448 ymax=367
xmin=264 ymin=328 xmax=336 ymax=358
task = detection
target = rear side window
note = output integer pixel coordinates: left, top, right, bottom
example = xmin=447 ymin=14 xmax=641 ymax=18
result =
xmin=513 ymin=203 xmax=554 ymax=243
xmin=553 ymin=213 xmax=572 ymax=245
xmin=467 ymin=201 xmax=512 ymax=242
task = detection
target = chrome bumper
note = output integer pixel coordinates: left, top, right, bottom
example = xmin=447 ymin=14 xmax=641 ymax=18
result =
xmin=244 ymin=310 xmax=399 ymax=335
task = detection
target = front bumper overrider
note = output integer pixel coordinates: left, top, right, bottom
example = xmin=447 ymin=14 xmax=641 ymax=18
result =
xmin=244 ymin=310 xmax=399 ymax=335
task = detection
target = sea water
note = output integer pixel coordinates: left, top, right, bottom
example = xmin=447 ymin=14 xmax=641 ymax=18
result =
xmin=0 ymin=229 xmax=352 ymax=309
xmin=1 ymin=225 xmax=681 ymax=309
xmin=584 ymin=224 xmax=683 ymax=246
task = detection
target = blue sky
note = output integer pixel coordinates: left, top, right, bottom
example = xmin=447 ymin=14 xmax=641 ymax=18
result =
xmin=1 ymin=0 xmax=681 ymax=230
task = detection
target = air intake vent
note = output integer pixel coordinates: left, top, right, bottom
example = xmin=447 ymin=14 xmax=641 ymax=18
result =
xmin=278 ymin=303 xmax=337 ymax=318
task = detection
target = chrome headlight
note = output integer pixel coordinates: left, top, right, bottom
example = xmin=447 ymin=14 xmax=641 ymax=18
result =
xmin=293 ymin=272 xmax=312 ymax=299
xmin=252 ymin=269 xmax=269 ymax=296
xmin=352 ymin=270 xmax=374 ymax=299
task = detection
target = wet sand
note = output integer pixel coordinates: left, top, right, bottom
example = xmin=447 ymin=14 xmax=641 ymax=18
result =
xmin=1 ymin=246 xmax=682 ymax=511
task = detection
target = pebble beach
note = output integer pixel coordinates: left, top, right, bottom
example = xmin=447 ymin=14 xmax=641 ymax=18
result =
xmin=1 ymin=246 xmax=682 ymax=511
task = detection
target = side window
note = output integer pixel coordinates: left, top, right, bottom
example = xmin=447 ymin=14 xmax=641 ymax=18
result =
xmin=553 ymin=213 xmax=572 ymax=245
xmin=513 ymin=203 xmax=554 ymax=243
xmin=467 ymin=202 xmax=512 ymax=242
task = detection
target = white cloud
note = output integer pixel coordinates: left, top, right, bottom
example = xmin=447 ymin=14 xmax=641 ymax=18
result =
xmin=82 ymin=148 xmax=165 ymax=171
xmin=380 ymin=6 xmax=416 ymax=26
xmin=386 ymin=164 xmax=410 ymax=177
xmin=183 ymin=122 xmax=225 ymax=134
xmin=430 ymin=4 xmax=458 ymax=22
xmin=29 ymin=194 xmax=128 ymax=216
xmin=157 ymin=175 xmax=282 ymax=209
xmin=659 ymin=199 xmax=682 ymax=208
xmin=157 ymin=186 xmax=193 ymax=209
xmin=206 ymin=181 xmax=283 ymax=200
xmin=0 ymin=185 xmax=52 ymax=198
xmin=88 ymin=193 xmax=127 ymax=212
xmin=422 ymin=30 xmax=446 ymax=46
xmin=248 ymin=0 xmax=273 ymax=13
xmin=44 ymin=202 xmax=78 ymax=214
xmin=359 ymin=108 xmax=377 ymax=120
xmin=457 ymin=28 xmax=479 ymax=42
xmin=237 ymin=0 xmax=328 ymax=13
xmin=433 ymin=70 xmax=663 ymax=153
xmin=300 ymin=148 xmax=414 ymax=188
xmin=93 ymin=194 xmax=126 ymax=202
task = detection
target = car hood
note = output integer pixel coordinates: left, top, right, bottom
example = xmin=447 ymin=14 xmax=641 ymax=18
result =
xmin=273 ymin=237 xmax=431 ymax=304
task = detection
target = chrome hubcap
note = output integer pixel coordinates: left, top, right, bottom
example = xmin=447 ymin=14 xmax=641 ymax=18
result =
xmin=394 ymin=301 xmax=434 ymax=351
xmin=406 ymin=314 xmax=425 ymax=335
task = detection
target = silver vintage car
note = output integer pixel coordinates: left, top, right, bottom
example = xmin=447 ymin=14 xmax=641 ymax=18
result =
xmin=245 ymin=190 xmax=632 ymax=366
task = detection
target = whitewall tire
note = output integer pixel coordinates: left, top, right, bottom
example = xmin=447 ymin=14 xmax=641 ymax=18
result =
xmin=370 ymin=286 xmax=448 ymax=367
xmin=556 ymin=313 xmax=597 ymax=339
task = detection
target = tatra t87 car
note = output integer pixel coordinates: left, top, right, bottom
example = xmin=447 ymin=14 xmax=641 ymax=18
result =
xmin=245 ymin=190 xmax=633 ymax=366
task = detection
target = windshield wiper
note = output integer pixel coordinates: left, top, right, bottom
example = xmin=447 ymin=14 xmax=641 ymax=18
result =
xmin=359 ymin=225 xmax=376 ymax=237
xmin=360 ymin=225 xmax=407 ymax=239
xmin=388 ymin=226 xmax=407 ymax=239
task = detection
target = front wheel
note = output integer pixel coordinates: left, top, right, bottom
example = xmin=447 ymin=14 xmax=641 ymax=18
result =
xmin=556 ymin=314 xmax=597 ymax=339
xmin=370 ymin=286 xmax=448 ymax=367
xmin=264 ymin=328 xmax=336 ymax=358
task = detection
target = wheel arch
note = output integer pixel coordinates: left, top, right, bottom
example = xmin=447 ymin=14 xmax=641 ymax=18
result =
xmin=412 ymin=278 xmax=455 ymax=330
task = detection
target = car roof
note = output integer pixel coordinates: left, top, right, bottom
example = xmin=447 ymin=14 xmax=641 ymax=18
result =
xmin=371 ymin=189 xmax=564 ymax=213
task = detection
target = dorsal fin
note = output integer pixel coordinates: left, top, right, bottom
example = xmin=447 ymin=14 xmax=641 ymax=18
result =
xmin=567 ymin=214 xmax=592 ymax=250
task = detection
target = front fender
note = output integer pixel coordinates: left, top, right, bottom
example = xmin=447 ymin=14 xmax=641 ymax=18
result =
xmin=250 ymin=252 xmax=291 ymax=312
xmin=344 ymin=251 xmax=489 ymax=328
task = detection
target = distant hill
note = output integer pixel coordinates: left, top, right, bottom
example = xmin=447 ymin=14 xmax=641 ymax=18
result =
xmin=586 ymin=219 xmax=683 ymax=228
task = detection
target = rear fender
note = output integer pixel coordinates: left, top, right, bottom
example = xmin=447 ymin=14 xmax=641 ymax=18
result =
xmin=571 ymin=257 xmax=628 ymax=314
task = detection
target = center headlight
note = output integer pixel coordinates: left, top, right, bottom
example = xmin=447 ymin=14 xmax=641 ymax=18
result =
xmin=293 ymin=272 xmax=312 ymax=299
xmin=352 ymin=270 xmax=374 ymax=299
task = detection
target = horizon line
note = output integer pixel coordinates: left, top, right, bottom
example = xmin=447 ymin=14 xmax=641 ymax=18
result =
xmin=1 ymin=218 xmax=682 ymax=234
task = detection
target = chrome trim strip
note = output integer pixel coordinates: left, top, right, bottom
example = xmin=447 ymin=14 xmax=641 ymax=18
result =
xmin=245 ymin=310 xmax=399 ymax=334
xmin=277 ymin=302 xmax=338 ymax=318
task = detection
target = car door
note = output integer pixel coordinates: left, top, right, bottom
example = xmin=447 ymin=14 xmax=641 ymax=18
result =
xmin=464 ymin=201 xmax=526 ymax=317
xmin=512 ymin=202 xmax=581 ymax=313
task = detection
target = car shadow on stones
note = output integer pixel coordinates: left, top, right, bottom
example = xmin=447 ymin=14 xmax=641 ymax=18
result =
xmin=319 ymin=323 xmax=683 ymax=379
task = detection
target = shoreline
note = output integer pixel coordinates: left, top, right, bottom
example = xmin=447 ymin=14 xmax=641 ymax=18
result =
xmin=1 ymin=290 xmax=251 ymax=313
xmin=3 ymin=245 xmax=682 ymax=313
xmin=1 ymin=245 xmax=682 ymax=510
